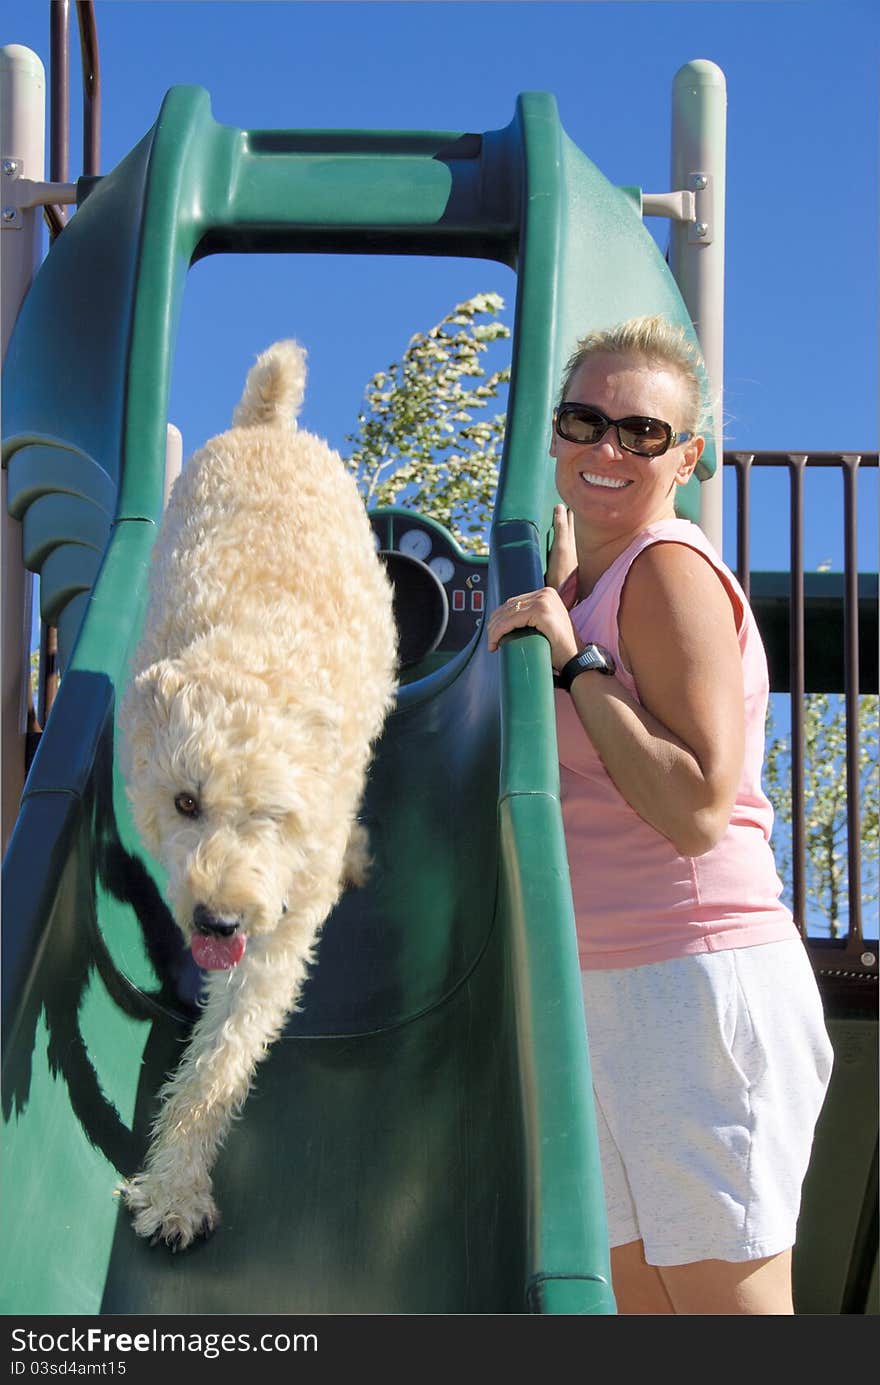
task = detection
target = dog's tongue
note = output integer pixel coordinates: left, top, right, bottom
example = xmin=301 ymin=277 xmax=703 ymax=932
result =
xmin=191 ymin=932 xmax=247 ymax=971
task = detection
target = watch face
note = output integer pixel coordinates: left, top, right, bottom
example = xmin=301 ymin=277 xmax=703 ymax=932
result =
xmin=560 ymin=645 xmax=614 ymax=688
xmin=581 ymin=644 xmax=613 ymax=673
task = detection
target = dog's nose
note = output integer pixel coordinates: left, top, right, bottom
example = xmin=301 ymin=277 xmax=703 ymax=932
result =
xmin=192 ymin=903 xmax=240 ymax=937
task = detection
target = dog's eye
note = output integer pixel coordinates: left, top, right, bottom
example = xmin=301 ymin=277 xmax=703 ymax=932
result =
xmin=174 ymin=793 xmax=201 ymax=818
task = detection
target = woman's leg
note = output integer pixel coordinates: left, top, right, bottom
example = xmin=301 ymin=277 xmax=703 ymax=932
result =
xmin=610 ymin=1240 xmax=675 ymax=1314
xmin=611 ymin=1243 xmax=794 ymax=1314
xmin=584 ymin=946 xmax=831 ymax=1317
xmin=657 ymin=1250 xmax=794 ymax=1315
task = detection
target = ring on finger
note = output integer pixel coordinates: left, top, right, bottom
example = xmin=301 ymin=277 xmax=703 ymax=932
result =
xmin=514 ymin=600 xmax=522 ymax=612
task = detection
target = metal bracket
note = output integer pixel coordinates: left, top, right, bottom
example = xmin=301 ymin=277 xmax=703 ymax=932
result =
xmin=1 ymin=162 xmax=78 ymax=229
xmin=686 ymin=171 xmax=714 ymax=244
xmin=2 ymin=157 xmax=24 ymax=228
xmin=641 ymin=189 xmax=696 ymax=222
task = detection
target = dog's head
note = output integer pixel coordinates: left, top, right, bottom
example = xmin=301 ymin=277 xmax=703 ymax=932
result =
xmin=117 ymin=653 xmax=346 ymax=969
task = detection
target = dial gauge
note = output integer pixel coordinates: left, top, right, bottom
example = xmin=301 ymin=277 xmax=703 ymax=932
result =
xmin=429 ymin=556 xmax=455 ymax=584
xmin=399 ymin=528 xmax=432 ymax=561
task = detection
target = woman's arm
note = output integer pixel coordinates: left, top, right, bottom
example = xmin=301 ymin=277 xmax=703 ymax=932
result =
xmin=487 ymin=540 xmax=745 ymax=857
xmin=568 ymin=542 xmax=744 ymax=856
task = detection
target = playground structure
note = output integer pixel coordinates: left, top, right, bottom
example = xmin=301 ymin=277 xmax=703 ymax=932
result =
xmin=1 ymin=5 xmax=877 ymax=1316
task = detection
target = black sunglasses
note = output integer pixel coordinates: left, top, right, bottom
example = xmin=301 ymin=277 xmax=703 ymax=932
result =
xmin=555 ymin=402 xmax=692 ymax=458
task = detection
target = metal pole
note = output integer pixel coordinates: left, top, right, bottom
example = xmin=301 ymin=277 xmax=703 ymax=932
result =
xmin=75 ymin=1 xmax=100 ymax=177
xmin=1 ymin=44 xmax=45 ymax=857
xmin=669 ymin=59 xmax=727 ymax=551
xmin=50 ymin=0 xmax=69 ymax=191
xmin=165 ymin=424 xmax=183 ymax=508
xmin=842 ymin=457 xmax=863 ymax=949
xmin=789 ymin=456 xmax=807 ymax=935
xmin=39 ymin=1 xmax=71 ymax=732
xmin=731 ymin=452 xmax=752 ymax=601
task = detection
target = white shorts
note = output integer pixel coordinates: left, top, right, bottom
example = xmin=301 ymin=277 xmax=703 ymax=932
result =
xmin=581 ymin=938 xmax=834 ymax=1267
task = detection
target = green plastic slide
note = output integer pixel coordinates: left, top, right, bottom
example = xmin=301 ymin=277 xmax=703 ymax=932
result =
xmin=1 ymin=90 xmax=712 ymax=1314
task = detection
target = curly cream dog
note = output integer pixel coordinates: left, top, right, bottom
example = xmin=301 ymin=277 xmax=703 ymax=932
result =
xmin=117 ymin=342 xmax=397 ymax=1248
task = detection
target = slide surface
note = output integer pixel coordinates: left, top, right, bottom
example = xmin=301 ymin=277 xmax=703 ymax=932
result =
xmin=0 ymin=528 xmax=610 ymax=1315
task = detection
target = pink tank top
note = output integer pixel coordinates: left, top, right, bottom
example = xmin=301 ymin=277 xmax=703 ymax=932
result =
xmin=556 ymin=518 xmax=798 ymax=970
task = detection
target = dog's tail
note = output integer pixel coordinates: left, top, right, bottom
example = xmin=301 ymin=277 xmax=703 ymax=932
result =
xmin=232 ymin=340 xmax=307 ymax=429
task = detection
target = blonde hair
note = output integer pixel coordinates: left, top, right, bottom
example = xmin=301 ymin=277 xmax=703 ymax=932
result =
xmin=558 ymin=315 xmax=708 ymax=436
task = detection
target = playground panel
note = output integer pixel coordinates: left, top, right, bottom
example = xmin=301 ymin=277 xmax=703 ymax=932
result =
xmin=6 ymin=83 xmax=871 ymax=1316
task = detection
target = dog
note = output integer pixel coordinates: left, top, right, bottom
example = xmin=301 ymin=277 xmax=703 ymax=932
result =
xmin=116 ymin=341 xmax=398 ymax=1248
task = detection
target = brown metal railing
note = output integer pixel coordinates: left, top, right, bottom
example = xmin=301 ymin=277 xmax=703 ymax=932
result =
xmin=29 ymin=1 xmax=101 ymax=756
xmin=75 ymin=0 xmax=101 ymax=177
xmin=47 ymin=0 xmax=100 ymax=215
xmin=726 ymin=451 xmax=878 ymax=987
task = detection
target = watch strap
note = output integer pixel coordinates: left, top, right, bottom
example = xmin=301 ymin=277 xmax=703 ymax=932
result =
xmin=554 ymin=644 xmax=615 ymax=691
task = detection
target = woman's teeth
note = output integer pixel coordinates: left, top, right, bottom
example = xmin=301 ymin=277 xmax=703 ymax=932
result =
xmin=581 ymin=471 xmax=629 ymax=489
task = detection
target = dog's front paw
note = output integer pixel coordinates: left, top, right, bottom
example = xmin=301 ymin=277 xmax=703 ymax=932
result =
xmin=119 ymin=1172 xmax=219 ymax=1251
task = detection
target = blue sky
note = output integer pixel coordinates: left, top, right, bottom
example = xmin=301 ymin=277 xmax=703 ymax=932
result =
xmin=7 ymin=0 xmax=879 ymax=573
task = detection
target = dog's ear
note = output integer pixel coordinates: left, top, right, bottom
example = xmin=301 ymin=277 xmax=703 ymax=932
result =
xmin=278 ymin=687 xmax=343 ymax=736
xmin=269 ymin=688 xmax=345 ymax=778
xmin=117 ymin=659 xmax=188 ymax=852
xmin=117 ymin=659 xmax=184 ymax=780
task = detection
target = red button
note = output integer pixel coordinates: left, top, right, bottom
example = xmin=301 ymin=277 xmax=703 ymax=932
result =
xmin=452 ymin=590 xmax=465 ymax=612
xmin=471 ymin=590 xmax=484 ymax=611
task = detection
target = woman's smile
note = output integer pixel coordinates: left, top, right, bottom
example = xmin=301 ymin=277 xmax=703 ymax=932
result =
xmin=580 ymin=470 xmax=631 ymax=490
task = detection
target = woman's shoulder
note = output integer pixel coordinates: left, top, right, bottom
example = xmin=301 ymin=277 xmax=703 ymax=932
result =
xmin=641 ymin=516 xmax=716 ymax=550
xmin=610 ymin=518 xmax=718 ymax=572
xmin=572 ymin=519 xmax=736 ymax=626
xmin=624 ymin=526 xmax=746 ymax=635
xmin=600 ymin=520 xmax=723 ymax=598
xmin=633 ymin=519 xmax=720 ymax=567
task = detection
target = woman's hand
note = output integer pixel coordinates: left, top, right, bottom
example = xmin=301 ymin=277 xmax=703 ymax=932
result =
xmin=488 ymin=508 xmax=584 ymax=669
xmin=545 ymin=504 xmax=578 ymax=609
xmin=486 ymin=586 xmax=581 ymax=671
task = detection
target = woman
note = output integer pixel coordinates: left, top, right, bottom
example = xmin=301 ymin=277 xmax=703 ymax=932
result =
xmin=487 ymin=316 xmax=833 ymax=1315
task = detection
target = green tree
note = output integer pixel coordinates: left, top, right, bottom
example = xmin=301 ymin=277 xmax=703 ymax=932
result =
xmin=765 ymin=694 xmax=879 ymax=937
xmin=345 ymin=292 xmax=510 ymax=553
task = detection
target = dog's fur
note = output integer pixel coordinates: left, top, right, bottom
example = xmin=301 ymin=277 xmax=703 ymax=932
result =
xmin=117 ymin=341 xmax=397 ymax=1248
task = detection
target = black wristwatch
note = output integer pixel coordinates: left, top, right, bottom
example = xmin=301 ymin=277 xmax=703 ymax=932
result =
xmin=554 ymin=644 xmax=616 ymax=691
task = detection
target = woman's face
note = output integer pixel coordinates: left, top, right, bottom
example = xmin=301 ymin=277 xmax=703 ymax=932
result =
xmin=551 ymin=352 xmax=704 ymax=538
